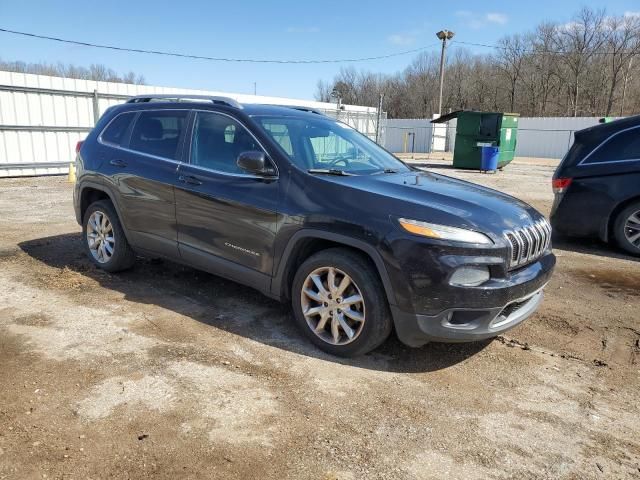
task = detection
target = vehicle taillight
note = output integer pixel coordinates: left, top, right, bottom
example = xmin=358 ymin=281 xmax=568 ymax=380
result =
xmin=552 ymin=177 xmax=572 ymax=194
xmin=75 ymin=141 xmax=83 ymax=154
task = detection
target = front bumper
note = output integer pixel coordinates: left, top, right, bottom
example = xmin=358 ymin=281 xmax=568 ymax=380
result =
xmin=390 ymin=253 xmax=555 ymax=347
xmin=392 ymin=287 xmax=544 ymax=346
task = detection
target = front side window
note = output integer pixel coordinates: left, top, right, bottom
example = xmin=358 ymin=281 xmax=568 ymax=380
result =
xmin=101 ymin=112 xmax=135 ymax=146
xmin=584 ymin=126 xmax=640 ymax=164
xmin=254 ymin=115 xmax=410 ymax=175
xmin=129 ymin=110 xmax=188 ymax=160
xmin=190 ymin=112 xmax=262 ymax=174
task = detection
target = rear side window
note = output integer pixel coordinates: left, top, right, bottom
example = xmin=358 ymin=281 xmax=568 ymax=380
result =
xmin=100 ymin=112 xmax=135 ymax=146
xmin=583 ymin=126 xmax=640 ymax=164
xmin=129 ymin=111 xmax=188 ymax=160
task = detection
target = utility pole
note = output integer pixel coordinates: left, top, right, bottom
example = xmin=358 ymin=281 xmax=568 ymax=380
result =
xmin=253 ymin=82 xmax=257 ymax=95
xmin=375 ymin=93 xmax=384 ymax=144
xmin=436 ymin=30 xmax=455 ymax=116
xmin=330 ymin=88 xmax=342 ymax=110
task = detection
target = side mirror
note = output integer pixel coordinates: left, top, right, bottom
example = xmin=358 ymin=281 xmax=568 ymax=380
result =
xmin=236 ymin=151 xmax=276 ymax=176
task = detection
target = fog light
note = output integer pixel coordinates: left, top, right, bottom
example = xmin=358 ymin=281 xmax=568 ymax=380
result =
xmin=449 ymin=266 xmax=490 ymax=286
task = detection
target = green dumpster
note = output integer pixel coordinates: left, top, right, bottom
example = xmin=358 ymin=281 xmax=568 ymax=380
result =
xmin=431 ymin=110 xmax=519 ymax=169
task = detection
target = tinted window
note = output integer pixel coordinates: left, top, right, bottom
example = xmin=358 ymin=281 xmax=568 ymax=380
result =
xmin=256 ymin=116 xmax=410 ymax=174
xmin=584 ymin=126 xmax=640 ymax=164
xmin=190 ymin=112 xmax=261 ymax=173
xmin=261 ymin=122 xmax=293 ymax=155
xmin=101 ymin=112 xmax=135 ymax=146
xmin=129 ymin=111 xmax=187 ymax=160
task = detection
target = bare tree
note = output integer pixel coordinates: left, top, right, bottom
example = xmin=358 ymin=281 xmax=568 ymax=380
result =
xmin=603 ymin=14 xmax=640 ymax=115
xmin=317 ymin=7 xmax=640 ymax=119
xmin=0 ymin=59 xmax=146 ymax=84
xmin=556 ymin=7 xmax=607 ymax=116
xmin=496 ymin=34 xmax=527 ymax=112
xmin=315 ymin=79 xmax=332 ymax=102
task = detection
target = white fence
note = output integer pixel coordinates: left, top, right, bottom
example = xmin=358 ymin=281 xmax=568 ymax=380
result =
xmin=384 ymin=116 xmax=617 ymax=159
xmin=0 ymin=70 xmax=381 ymax=177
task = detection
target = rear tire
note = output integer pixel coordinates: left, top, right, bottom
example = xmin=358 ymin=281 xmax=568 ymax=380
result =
xmin=613 ymin=201 xmax=640 ymax=256
xmin=82 ymin=200 xmax=135 ymax=272
xmin=291 ymin=248 xmax=392 ymax=357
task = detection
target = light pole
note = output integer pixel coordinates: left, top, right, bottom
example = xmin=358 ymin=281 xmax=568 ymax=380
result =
xmin=436 ymin=29 xmax=454 ymax=116
xmin=330 ymin=88 xmax=342 ymax=111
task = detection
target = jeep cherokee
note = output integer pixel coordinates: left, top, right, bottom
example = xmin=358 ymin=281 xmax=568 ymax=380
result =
xmin=73 ymin=95 xmax=555 ymax=357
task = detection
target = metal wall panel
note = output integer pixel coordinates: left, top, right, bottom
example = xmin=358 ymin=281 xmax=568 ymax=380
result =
xmin=0 ymin=70 xmax=380 ymax=177
xmin=514 ymin=117 xmax=612 ymax=159
xmin=385 ymin=116 xmax=616 ymax=159
xmin=385 ymin=119 xmax=434 ymax=153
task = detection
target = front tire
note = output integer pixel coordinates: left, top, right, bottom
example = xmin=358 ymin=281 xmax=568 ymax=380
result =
xmin=613 ymin=202 xmax=640 ymax=256
xmin=82 ymin=200 xmax=135 ymax=272
xmin=291 ymin=248 xmax=392 ymax=357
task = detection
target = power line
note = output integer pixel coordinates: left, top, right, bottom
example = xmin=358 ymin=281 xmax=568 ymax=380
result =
xmin=452 ymin=39 xmax=640 ymax=56
xmin=0 ymin=27 xmax=439 ymax=64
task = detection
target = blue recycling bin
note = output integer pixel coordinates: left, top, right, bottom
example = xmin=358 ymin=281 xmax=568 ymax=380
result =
xmin=480 ymin=146 xmax=499 ymax=172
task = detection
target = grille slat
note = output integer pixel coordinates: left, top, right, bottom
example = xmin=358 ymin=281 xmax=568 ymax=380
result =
xmin=505 ymin=218 xmax=551 ymax=269
xmin=535 ymin=222 xmax=547 ymax=257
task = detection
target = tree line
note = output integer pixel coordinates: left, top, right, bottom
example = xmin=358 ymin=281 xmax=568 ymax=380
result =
xmin=316 ymin=7 xmax=640 ymax=119
xmin=0 ymin=59 xmax=146 ymax=84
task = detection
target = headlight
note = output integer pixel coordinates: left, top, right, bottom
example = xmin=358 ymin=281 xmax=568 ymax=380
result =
xmin=398 ymin=218 xmax=493 ymax=245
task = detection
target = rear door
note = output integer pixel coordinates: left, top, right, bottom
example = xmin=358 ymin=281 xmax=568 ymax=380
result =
xmin=174 ymin=110 xmax=280 ymax=291
xmin=101 ymin=109 xmax=189 ymax=258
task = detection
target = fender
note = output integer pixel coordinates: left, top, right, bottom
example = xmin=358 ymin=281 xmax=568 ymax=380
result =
xmin=270 ymin=229 xmax=398 ymax=307
xmin=76 ymin=178 xmax=132 ymax=244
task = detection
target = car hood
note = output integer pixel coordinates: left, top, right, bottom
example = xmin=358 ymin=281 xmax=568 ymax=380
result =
xmin=335 ymin=170 xmax=543 ymax=235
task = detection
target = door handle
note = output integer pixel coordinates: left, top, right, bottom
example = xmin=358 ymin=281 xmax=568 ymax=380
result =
xmin=109 ymin=159 xmax=127 ymax=168
xmin=178 ymin=175 xmax=203 ymax=186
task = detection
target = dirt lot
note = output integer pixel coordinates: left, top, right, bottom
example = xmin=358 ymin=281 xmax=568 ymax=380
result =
xmin=1 ymin=159 xmax=639 ymax=479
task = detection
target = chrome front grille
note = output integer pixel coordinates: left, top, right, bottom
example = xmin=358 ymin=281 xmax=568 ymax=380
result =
xmin=505 ymin=218 xmax=552 ymax=269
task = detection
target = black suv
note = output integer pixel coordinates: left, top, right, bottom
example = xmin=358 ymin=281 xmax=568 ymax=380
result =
xmin=74 ymin=95 xmax=555 ymax=356
xmin=551 ymin=115 xmax=640 ymax=256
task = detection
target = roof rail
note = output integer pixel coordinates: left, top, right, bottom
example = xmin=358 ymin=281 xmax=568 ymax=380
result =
xmin=126 ymin=94 xmax=242 ymax=109
xmin=280 ymin=105 xmax=325 ymax=115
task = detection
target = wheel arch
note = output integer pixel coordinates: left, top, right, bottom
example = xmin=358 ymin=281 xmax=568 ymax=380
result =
xmin=604 ymin=194 xmax=640 ymax=242
xmin=78 ymin=182 xmax=130 ymax=241
xmin=271 ymin=230 xmax=397 ymax=307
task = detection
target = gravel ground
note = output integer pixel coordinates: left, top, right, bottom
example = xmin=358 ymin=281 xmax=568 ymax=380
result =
xmin=0 ymin=160 xmax=639 ymax=479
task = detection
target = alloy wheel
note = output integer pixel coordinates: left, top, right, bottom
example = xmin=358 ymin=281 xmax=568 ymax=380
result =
xmin=624 ymin=210 xmax=640 ymax=249
xmin=87 ymin=210 xmax=115 ymax=263
xmin=300 ymin=266 xmax=365 ymax=345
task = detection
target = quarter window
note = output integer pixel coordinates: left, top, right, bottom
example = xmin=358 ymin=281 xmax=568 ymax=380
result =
xmin=190 ymin=112 xmax=262 ymax=173
xmin=101 ymin=112 xmax=135 ymax=146
xmin=129 ymin=111 xmax=188 ymax=160
xmin=584 ymin=127 xmax=640 ymax=164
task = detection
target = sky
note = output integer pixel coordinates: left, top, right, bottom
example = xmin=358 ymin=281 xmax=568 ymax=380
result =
xmin=1 ymin=0 xmax=639 ymax=101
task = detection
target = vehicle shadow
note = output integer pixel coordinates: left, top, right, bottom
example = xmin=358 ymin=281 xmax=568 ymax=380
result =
xmin=553 ymin=234 xmax=640 ymax=263
xmin=19 ymin=233 xmax=492 ymax=374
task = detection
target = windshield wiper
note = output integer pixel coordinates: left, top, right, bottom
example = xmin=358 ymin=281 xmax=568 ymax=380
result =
xmin=371 ymin=168 xmax=400 ymax=175
xmin=307 ymin=168 xmax=354 ymax=176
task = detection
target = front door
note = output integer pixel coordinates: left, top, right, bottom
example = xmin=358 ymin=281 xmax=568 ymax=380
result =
xmin=174 ymin=111 xmax=280 ymax=291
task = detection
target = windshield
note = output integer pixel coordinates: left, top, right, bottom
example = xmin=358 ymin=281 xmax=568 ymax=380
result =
xmin=253 ymin=115 xmax=410 ymax=175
